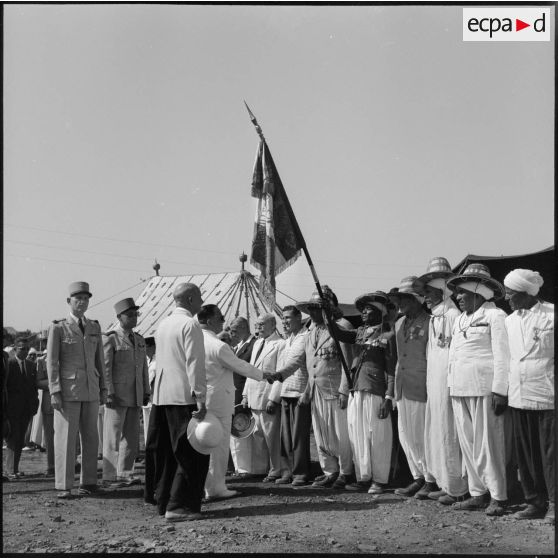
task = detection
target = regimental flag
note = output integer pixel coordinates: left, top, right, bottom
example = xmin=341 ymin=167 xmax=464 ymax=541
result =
xmin=250 ymin=139 xmax=304 ymax=305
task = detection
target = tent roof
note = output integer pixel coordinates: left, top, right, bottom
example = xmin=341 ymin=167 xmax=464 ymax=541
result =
xmin=453 ymin=245 xmax=555 ymax=304
xmin=130 ymin=271 xmax=286 ymax=338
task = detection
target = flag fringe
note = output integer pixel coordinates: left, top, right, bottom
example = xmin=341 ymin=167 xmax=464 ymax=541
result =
xmin=275 ymin=251 xmax=301 ymax=276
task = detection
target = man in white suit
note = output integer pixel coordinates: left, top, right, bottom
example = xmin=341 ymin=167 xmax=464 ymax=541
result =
xmin=242 ymin=314 xmax=284 ymax=482
xmin=197 ymin=305 xmax=266 ymax=500
xmin=147 ymin=283 xmax=208 ymax=522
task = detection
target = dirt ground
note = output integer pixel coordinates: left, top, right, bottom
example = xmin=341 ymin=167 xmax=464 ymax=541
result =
xmin=2 ymin=448 xmax=555 ymax=555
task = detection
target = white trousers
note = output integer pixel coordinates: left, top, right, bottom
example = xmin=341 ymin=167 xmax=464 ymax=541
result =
xmin=205 ymin=412 xmax=233 ymax=497
xmin=54 ymin=400 xmax=99 ymax=490
xmin=30 ymin=395 xmax=45 ymax=447
xmin=252 ymin=409 xmax=282 ymax=477
xmin=451 ymin=395 xmax=507 ymax=501
xmin=102 ymin=406 xmax=140 ymax=481
xmin=424 ymin=388 xmax=468 ymax=497
xmin=229 ymin=410 xmax=282 ymax=476
xmin=230 ymin=434 xmax=269 ymax=475
xmin=348 ymin=391 xmax=392 ymax=484
xmin=397 ymin=396 xmax=434 ymax=482
xmin=312 ymin=390 xmax=353 ymax=477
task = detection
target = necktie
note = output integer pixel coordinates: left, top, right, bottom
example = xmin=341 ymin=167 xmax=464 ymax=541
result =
xmin=20 ymin=360 xmax=26 ymax=375
xmin=253 ymin=339 xmax=265 ymax=362
xmin=128 ymin=333 xmax=135 ymax=346
xmin=78 ymin=318 xmax=85 ymax=335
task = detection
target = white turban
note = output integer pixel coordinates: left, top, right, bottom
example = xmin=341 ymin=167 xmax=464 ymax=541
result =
xmin=459 ymin=281 xmax=494 ymax=301
xmin=504 ymin=269 xmax=544 ymax=296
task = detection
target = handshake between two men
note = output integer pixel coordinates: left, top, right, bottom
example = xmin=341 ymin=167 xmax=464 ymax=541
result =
xmin=262 ymin=371 xmax=283 ymax=384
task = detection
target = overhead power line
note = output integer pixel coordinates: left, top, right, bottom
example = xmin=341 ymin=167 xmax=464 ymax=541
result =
xmin=5 ymin=223 xmax=232 ymax=256
xmin=88 ymin=280 xmax=148 ymax=309
xmin=5 ymin=239 xmax=237 ymax=271
xmin=6 ymin=253 xmax=148 ymax=273
xmin=6 ymin=222 xmax=422 ymax=268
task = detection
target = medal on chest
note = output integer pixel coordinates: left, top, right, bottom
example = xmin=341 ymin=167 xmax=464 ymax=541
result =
xmin=437 ymin=333 xmax=451 ymax=347
xmin=533 ymin=327 xmax=540 ymax=342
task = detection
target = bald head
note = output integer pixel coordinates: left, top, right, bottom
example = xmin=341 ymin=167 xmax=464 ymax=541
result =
xmin=173 ymin=283 xmax=204 ymax=315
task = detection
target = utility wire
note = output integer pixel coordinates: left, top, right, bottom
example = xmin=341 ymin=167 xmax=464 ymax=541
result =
xmin=275 ymin=287 xmax=298 ymax=302
xmin=6 ymin=253 xmax=148 ymax=273
xmin=5 ymin=239 xmax=236 ymax=271
xmin=88 ymin=280 xmax=148 ymax=309
xmin=7 ymin=238 xmax=409 ymax=281
xmin=5 ymin=223 xmax=232 ymax=256
xmin=6 ymin=222 xmax=422 ymax=268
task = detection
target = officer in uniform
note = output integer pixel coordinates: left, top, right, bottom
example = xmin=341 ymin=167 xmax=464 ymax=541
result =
xmin=46 ymin=281 xmax=107 ymax=498
xmin=102 ymin=298 xmax=150 ymax=487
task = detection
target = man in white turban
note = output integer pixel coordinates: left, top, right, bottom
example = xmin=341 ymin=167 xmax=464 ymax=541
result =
xmin=503 ymin=269 xmax=554 ymax=524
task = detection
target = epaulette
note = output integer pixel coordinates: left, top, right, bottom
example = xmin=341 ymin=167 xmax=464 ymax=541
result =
xmin=103 ymin=330 xmax=117 ymax=336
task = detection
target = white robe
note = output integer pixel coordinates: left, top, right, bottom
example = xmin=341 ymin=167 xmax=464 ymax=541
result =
xmin=423 ymin=298 xmax=468 ymax=496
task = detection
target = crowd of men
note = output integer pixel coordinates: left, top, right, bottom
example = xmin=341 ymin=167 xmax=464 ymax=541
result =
xmin=2 ymin=259 xmax=554 ymax=526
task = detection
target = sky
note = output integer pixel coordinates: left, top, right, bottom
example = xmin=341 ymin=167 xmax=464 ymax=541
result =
xmin=3 ymin=3 xmax=554 ymax=333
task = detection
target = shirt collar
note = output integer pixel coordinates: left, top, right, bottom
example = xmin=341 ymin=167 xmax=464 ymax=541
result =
xmin=516 ymin=301 xmax=542 ymax=317
xmin=69 ymin=313 xmax=87 ymax=324
xmin=290 ymin=329 xmax=306 ymax=339
xmin=431 ymin=297 xmax=455 ymax=317
xmin=236 ymin=334 xmax=253 ymax=351
xmin=174 ymin=307 xmax=193 ymax=318
xmin=203 ymin=329 xmax=218 ymax=339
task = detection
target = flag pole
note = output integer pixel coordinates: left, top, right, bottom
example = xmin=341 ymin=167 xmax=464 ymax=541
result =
xmin=244 ymin=102 xmax=353 ymax=390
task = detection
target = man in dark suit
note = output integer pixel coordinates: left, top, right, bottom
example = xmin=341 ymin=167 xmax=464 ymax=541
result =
xmin=229 ymin=318 xmax=256 ymax=405
xmin=228 ymin=317 xmax=256 ymax=474
xmin=4 ymin=337 xmax=39 ymax=479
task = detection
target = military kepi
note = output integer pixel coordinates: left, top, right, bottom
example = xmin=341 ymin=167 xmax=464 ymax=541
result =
xmin=114 ymin=297 xmax=140 ymax=316
xmin=68 ymin=281 xmax=92 ymax=298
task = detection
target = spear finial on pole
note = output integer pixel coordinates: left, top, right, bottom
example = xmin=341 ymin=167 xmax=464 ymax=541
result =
xmin=244 ymin=100 xmax=265 ymax=141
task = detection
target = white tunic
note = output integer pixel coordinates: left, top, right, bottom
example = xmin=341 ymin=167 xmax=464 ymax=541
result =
xmin=448 ymin=302 xmax=510 ymax=397
xmin=505 ymin=301 xmax=554 ymax=410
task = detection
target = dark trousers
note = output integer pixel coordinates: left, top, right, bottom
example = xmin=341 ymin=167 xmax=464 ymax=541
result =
xmin=511 ymin=407 xmax=555 ymax=504
xmin=5 ymin=413 xmax=33 ymax=474
xmin=144 ymin=406 xmax=167 ymax=505
xmin=389 ymin=408 xmax=413 ymax=486
xmin=281 ymin=397 xmax=312 ymax=480
xmin=144 ymin=404 xmax=209 ymax=514
xmin=233 ymin=374 xmax=247 ymax=409
xmin=43 ymin=412 xmax=55 ymax=471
